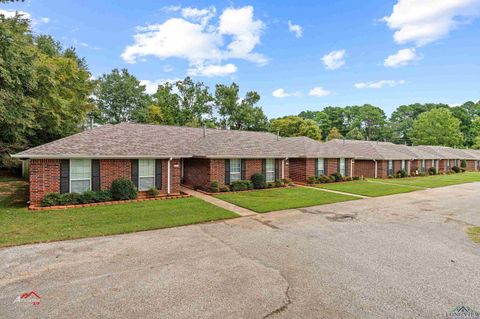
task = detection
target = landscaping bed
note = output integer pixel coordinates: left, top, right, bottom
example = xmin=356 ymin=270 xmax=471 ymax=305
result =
xmin=214 ymin=187 xmax=358 ymax=213
xmin=377 ymin=172 xmax=480 ymax=188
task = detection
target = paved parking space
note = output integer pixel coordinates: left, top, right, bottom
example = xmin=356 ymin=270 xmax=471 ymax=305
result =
xmin=1 ymin=183 xmax=480 ymax=318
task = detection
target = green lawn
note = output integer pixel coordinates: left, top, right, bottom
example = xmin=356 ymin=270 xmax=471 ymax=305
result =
xmin=376 ymin=172 xmax=480 ymax=188
xmin=214 ymin=187 xmax=358 ymax=213
xmin=0 ymin=178 xmax=238 ymax=247
xmin=316 ymin=180 xmax=419 ymax=197
xmin=467 ymin=227 xmax=480 ymax=244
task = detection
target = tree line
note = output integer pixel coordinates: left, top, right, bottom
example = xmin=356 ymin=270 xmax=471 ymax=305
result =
xmin=1 ymin=13 xmax=479 ymax=171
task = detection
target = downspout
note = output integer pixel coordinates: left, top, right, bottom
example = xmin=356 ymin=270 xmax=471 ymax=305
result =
xmin=282 ymin=157 xmax=288 ymax=179
xmin=350 ymin=159 xmax=354 ymax=177
xmin=167 ymin=157 xmax=172 ymax=194
xmin=373 ymin=159 xmax=378 ymax=178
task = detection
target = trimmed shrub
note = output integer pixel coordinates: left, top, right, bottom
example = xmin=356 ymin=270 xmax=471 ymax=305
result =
xmin=231 ymin=180 xmax=253 ymax=191
xmin=220 ymin=185 xmax=230 ymax=192
xmin=428 ymin=167 xmax=437 ymax=175
xmin=318 ymin=174 xmax=329 ymax=183
xmin=331 ymin=172 xmax=343 ymax=182
xmin=266 ymin=182 xmax=275 ymax=188
xmin=147 ymin=187 xmax=159 ymax=197
xmin=96 ymin=190 xmax=113 ymax=202
xmin=307 ymin=176 xmax=317 ymax=184
xmin=345 ymin=176 xmax=353 ymax=181
xmin=210 ymin=181 xmax=219 ymax=193
xmin=41 ymin=193 xmax=62 ymax=207
xmin=274 ymin=179 xmax=283 ymax=188
xmin=396 ymin=169 xmax=407 ymax=178
xmin=282 ymin=178 xmax=293 ymax=186
xmin=79 ymin=191 xmax=98 ymax=204
xmin=59 ymin=192 xmax=81 ymax=205
xmin=251 ymin=173 xmax=266 ymax=189
xmin=352 ymin=176 xmax=361 ymax=181
xmin=111 ymin=178 xmax=137 ymax=200
xmin=452 ymin=166 xmax=460 ymax=173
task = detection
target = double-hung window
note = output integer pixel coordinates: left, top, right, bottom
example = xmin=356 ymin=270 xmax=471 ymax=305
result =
xmin=265 ymin=159 xmax=275 ymax=182
xmin=401 ymin=160 xmax=406 ymax=171
xmin=387 ymin=160 xmax=394 ymax=176
xmin=339 ymin=158 xmax=346 ymax=176
xmin=317 ymin=158 xmax=325 ymax=176
xmin=139 ymin=159 xmax=155 ymax=191
xmin=421 ymin=160 xmax=426 ymax=173
xmin=230 ymin=159 xmax=241 ymax=183
xmin=454 ymin=159 xmax=459 ymax=167
xmin=70 ymin=159 xmax=91 ymax=193
xmin=446 ymin=160 xmax=451 ymax=171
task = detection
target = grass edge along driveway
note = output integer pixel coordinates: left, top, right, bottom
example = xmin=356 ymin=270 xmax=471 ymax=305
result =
xmin=0 ymin=179 xmax=238 ymax=247
xmin=316 ymin=180 xmax=419 ymax=197
xmin=214 ymin=186 xmax=358 ymax=213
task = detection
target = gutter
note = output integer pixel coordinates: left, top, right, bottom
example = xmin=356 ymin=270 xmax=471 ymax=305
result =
xmin=373 ymin=159 xmax=378 ymax=179
xmin=11 ymin=154 xmax=191 ymax=160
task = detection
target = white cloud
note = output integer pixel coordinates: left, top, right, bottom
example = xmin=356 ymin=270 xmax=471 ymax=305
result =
xmin=0 ymin=9 xmax=31 ymax=19
xmin=382 ymin=0 xmax=480 ymax=46
xmin=140 ymin=78 xmax=180 ymax=94
xmin=122 ymin=6 xmax=266 ymax=76
xmin=181 ymin=6 xmax=216 ymax=25
xmin=40 ymin=17 xmax=50 ymax=24
xmin=354 ymin=80 xmax=405 ymax=89
xmin=309 ymin=87 xmax=331 ymax=97
xmin=187 ymin=63 xmax=237 ymax=77
xmin=288 ymin=20 xmax=303 ymax=38
xmin=322 ymin=49 xmax=346 ymax=70
xmin=273 ymin=88 xmax=302 ymax=98
xmin=384 ymin=48 xmax=418 ymax=67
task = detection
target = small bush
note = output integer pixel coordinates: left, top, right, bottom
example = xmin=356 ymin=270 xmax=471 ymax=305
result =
xmin=59 ymin=192 xmax=81 ymax=205
xmin=231 ymin=180 xmax=253 ymax=191
xmin=461 ymin=159 xmax=467 ymax=169
xmin=452 ymin=166 xmax=460 ymax=173
xmin=111 ymin=178 xmax=137 ymax=200
xmin=307 ymin=176 xmax=317 ymax=184
xmin=220 ymin=185 xmax=230 ymax=192
xmin=41 ymin=193 xmax=62 ymax=207
xmin=266 ymin=182 xmax=275 ymax=188
xmin=96 ymin=190 xmax=112 ymax=202
xmin=210 ymin=181 xmax=219 ymax=193
xmin=352 ymin=176 xmax=361 ymax=181
xmin=79 ymin=191 xmax=98 ymax=204
xmin=428 ymin=167 xmax=437 ymax=175
xmin=274 ymin=179 xmax=283 ymax=188
xmin=345 ymin=176 xmax=353 ymax=181
xmin=331 ymin=172 xmax=343 ymax=182
xmin=147 ymin=187 xmax=159 ymax=197
xmin=396 ymin=169 xmax=407 ymax=178
xmin=282 ymin=178 xmax=293 ymax=186
xmin=388 ymin=175 xmax=394 ymax=179
xmin=251 ymin=173 xmax=266 ymax=189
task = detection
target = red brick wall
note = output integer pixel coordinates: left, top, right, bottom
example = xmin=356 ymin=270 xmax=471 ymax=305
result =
xmin=30 ymin=159 xmax=61 ymax=206
xmin=183 ymin=158 xmax=210 ymax=187
xmin=100 ymin=159 xmax=131 ymax=190
xmin=210 ymin=159 xmax=226 ymax=186
xmin=167 ymin=159 xmax=181 ymax=194
xmin=289 ymin=158 xmax=317 ymax=182
xmin=354 ymin=160 xmax=376 ymax=178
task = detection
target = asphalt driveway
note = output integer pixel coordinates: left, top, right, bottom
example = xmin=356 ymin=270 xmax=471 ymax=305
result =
xmin=1 ymin=183 xmax=480 ymax=318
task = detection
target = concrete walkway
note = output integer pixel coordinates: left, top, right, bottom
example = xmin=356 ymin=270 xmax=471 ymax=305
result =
xmin=181 ymin=187 xmax=257 ymax=217
xmin=299 ymin=184 xmax=370 ymax=198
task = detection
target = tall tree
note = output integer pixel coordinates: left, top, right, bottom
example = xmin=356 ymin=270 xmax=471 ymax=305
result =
xmin=269 ymin=116 xmax=321 ymax=140
xmin=409 ymin=108 xmax=464 ymax=147
xmin=0 ymin=14 xmax=94 ymax=169
xmin=323 ymin=106 xmax=347 ymax=135
xmin=345 ymin=104 xmax=386 ymax=140
xmin=215 ymin=83 xmax=268 ymax=131
xmin=346 ymin=127 xmax=365 ymax=140
xmin=175 ymin=77 xmax=214 ymax=126
xmin=298 ymin=110 xmax=332 ymax=140
xmin=93 ymin=68 xmax=150 ymax=124
xmin=327 ymin=127 xmax=343 ymax=140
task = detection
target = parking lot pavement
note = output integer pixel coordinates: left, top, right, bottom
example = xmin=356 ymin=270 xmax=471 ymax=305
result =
xmin=1 ymin=183 xmax=480 ymax=318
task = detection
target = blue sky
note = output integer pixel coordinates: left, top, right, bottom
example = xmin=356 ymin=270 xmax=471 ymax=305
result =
xmin=2 ymin=0 xmax=480 ymax=118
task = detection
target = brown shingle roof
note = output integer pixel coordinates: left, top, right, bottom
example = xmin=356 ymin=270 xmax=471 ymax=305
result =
xmin=415 ymin=145 xmax=479 ymax=160
xmin=325 ymin=139 xmax=416 ymax=160
xmin=279 ymin=136 xmax=355 ymax=158
xmin=408 ymin=146 xmax=443 ymax=160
